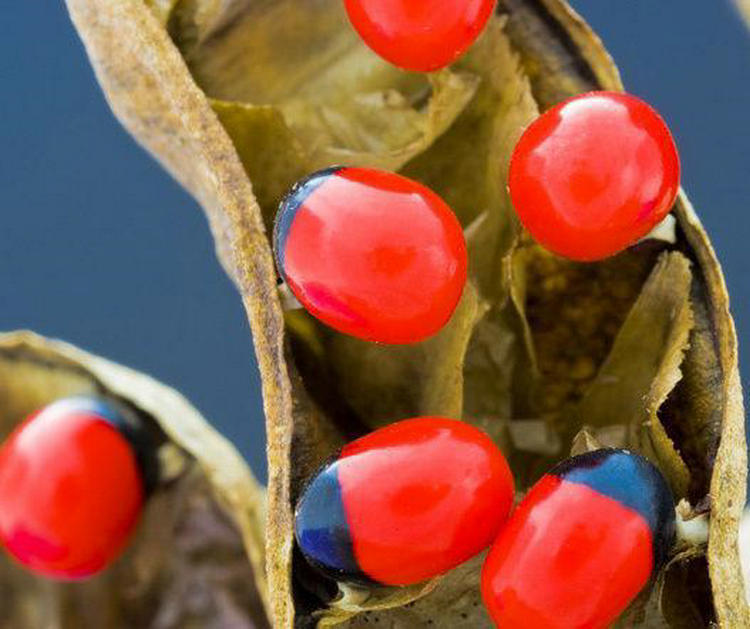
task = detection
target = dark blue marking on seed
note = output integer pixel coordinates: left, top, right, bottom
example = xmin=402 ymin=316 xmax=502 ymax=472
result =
xmin=59 ymin=397 xmax=161 ymax=495
xmin=551 ymin=449 xmax=676 ymax=569
xmin=294 ymin=458 xmax=376 ymax=585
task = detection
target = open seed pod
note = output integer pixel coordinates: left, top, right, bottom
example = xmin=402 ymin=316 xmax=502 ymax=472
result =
xmin=0 ymin=331 xmax=268 ymax=628
xmin=63 ymin=0 xmax=748 ymax=626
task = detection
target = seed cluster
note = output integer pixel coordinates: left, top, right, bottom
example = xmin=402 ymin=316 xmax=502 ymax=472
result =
xmin=0 ymin=4 xmax=683 ymax=628
xmin=275 ymin=8 xmax=681 ymax=627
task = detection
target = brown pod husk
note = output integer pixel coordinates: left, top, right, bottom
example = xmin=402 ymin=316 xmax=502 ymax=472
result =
xmin=0 ymin=331 xmax=268 ymax=628
xmin=59 ymin=0 xmax=748 ymax=627
xmin=735 ymin=0 xmax=750 ymax=29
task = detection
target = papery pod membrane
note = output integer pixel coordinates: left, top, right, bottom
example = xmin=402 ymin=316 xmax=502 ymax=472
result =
xmin=63 ymin=0 xmax=747 ymax=627
xmin=735 ymin=0 xmax=750 ymax=29
xmin=0 ymin=331 xmax=267 ymax=628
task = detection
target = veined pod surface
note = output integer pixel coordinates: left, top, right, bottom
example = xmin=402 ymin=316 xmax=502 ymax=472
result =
xmin=63 ymin=0 xmax=747 ymax=628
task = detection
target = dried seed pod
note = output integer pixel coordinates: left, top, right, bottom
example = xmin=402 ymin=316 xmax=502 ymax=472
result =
xmin=736 ymin=0 xmax=750 ymax=30
xmin=0 ymin=331 xmax=267 ymax=628
xmin=61 ymin=0 xmax=747 ymax=627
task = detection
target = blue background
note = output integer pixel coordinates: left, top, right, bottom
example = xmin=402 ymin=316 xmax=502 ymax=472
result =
xmin=2 ymin=2 xmax=749 ymax=483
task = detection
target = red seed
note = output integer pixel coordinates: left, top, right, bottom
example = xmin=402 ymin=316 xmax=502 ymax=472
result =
xmin=343 ymin=0 xmax=497 ymax=72
xmin=509 ymin=91 xmax=680 ymax=261
xmin=0 ymin=398 xmax=144 ymax=579
xmin=295 ymin=417 xmax=514 ymax=585
xmin=275 ymin=167 xmax=467 ymax=344
xmin=481 ymin=449 xmax=675 ymax=628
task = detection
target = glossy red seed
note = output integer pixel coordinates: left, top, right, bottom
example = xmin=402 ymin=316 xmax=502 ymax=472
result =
xmin=275 ymin=167 xmax=467 ymax=344
xmin=482 ymin=477 xmax=652 ymax=628
xmin=295 ymin=417 xmax=514 ymax=585
xmin=340 ymin=418 xmax=513 ymax=584
xmin=508 ymin=91 xmax=680 ymax=261
xmin=481 ymin=450 xmax=675 ymax=629
xmin=343 ymin=0 xmax=497 ymax=72
xmin=0 ymin=398 xmax=144 ymax=579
